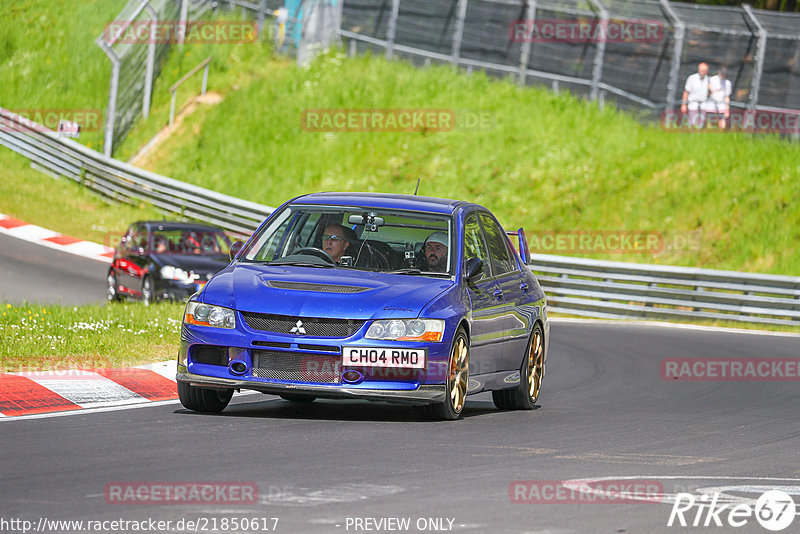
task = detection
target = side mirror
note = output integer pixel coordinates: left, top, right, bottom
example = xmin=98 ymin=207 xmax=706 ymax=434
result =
xmin=464 ymin=257 xmax=483 ymax=282
xmin=229 ymin=240 xmax=245 ymax=261
xmin=517 ymin=228 xmax=531 ymax=265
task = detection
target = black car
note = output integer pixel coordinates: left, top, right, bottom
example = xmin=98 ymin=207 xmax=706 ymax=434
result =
xmin=107 ymin=221 xmax=232 ymax=304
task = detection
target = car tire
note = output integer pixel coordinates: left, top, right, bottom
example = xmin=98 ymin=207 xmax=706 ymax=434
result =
xmin=177 ymin=381 xmax=233 ymax=413
xmin=492 ymin=322 xmax=545 ymax=411
xmin=279 ymin=394 xmax=316 ymax=403
xmin=141 ymin=275 xmax=153 ymax=306
xmin=107 ymin=270 xmax=122 ymax=302
xmin=417 ymin=326 xmax=469 ymax=421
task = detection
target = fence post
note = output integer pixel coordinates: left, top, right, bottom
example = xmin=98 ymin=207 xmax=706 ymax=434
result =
xmin=143 ymin=2 xmax=157 ymax=120
xmin=660 ymin=0 xmax=684 ymax=112
xmin=588 ymin=0 xmax=607 ymax=102
xmin=96 ymin=39 xmax=119 ymax=158
xmin=386 ymin=0 xmax=401 ymax=60
xmin=451 ymin=0 xmax=468 ymax=67
xmin=517 ymin=0 xmax=535 ymax=86
xmin=257 ymin=0 xmax=267 ymax=36
xmin=742 ymin=4 xmax=766 ymax=112
xmin=178 ymin=0 xmax=188 ymax=45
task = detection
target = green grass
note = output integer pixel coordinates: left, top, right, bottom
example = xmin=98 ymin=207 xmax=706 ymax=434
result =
xmin=0 ymin=0 xmax=129 ymax=151
xmin=0 ymin=302 xmax=183 ymax=372
xmin=0 ymin=149 xmax=163 ymax=246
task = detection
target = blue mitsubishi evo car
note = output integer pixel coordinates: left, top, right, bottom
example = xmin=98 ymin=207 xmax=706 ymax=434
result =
xmin=176 ymin=192 xmax=549 ymax=420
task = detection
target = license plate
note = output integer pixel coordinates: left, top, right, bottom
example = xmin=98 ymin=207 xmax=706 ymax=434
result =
xmin=342 ymin=346 xmax=427 ymax=369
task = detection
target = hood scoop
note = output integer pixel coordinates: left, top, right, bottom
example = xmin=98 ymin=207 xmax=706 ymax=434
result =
xmin=265 ymin=280 xmax=371 ymax=293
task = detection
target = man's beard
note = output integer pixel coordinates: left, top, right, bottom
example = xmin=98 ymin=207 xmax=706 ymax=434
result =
xmin=428 ymin=254 xmax=443 ymax=270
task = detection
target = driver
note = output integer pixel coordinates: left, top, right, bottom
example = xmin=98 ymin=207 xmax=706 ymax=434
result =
xmin=422 ymin=231 xmax=449 ymax=272
xmin=322 ymin=224 xmax=357 ymax=263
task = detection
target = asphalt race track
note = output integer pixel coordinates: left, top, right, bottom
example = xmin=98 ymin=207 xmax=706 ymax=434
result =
xmin=2 ymin=320 xmax=799 ymax=533
xmin=1 ymin=233 xmax=799 ymax=533
xmin=0 ymin=233 xmax=108 ymax=305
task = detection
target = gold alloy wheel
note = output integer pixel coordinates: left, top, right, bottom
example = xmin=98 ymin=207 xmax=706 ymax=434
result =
xmin=449 ymin=335 xmax=469 ymax=413
xmin=527 ymin=328 xmax=544 ymax=402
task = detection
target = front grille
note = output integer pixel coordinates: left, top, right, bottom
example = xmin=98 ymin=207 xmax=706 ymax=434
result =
xmin=252 ymin=350 xmax=341 ymax=384
xmin=242 ymin=312 xmax=364 ymax=338
xmin=267 ymin=281 xmax=370 ymax=293
xmin=191 ymin=345 xmax=228 ymax=366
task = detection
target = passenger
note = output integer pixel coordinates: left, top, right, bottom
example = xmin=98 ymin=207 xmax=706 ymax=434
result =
xmin=422 ymin=231 xmax=449 ymax=272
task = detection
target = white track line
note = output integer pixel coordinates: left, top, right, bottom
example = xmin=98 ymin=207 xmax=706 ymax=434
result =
xmin=549 ymin=317 xmax=800 ymax=338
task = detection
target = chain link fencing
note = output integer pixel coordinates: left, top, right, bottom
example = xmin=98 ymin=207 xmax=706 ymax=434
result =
xmin=339 ymin=0 xmax=800 ymax=133
xmin=96 ymin=0 xmax=217 ymax=158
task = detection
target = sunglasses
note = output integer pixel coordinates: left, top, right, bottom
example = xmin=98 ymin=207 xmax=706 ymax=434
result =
xmin=322 ymin=234 xmax=346 ymax=243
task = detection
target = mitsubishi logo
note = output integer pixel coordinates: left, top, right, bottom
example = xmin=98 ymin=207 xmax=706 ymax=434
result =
xmin=290 ymin=320 xmax=306 ymax=335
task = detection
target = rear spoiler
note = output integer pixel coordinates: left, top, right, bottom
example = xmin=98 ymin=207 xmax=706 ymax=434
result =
xmin=505 ymin=228 xmax=531 ymax=265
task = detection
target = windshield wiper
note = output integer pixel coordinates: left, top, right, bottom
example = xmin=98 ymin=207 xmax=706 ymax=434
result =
xmin=270 ymin=260 xmax=335 ymax=268
xmin=388 ymin=268 xmax=449 ymax=276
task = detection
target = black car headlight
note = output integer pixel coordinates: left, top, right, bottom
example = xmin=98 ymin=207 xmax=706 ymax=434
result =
xmin=161 ymin=265 xmax=192 ymax=281
xmin=365 ymin=319 xmax=444 ymax=342
xmin=184 ymin=301 xmax=235 ymax=329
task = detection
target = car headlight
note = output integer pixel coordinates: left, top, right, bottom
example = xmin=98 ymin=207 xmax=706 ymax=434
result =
xmin=366 ymin=319 xmax=444 ymax=342
xmin=161 ymin=265 xmax=191 ymax=281
xmin=184 ymin=301 xmax=235 ymax=329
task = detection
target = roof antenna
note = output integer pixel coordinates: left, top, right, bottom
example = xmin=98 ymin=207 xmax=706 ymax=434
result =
xmin=414 ymin=178 xmax=420 ymax=195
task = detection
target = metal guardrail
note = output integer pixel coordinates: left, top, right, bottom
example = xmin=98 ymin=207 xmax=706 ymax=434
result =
xmin=2 ymin=107 xmax=799 ymax=326
xmin=530 ymin=254 xmax=800 ymax=327
xmin=0 ymin=107 xmax=273 ymax=237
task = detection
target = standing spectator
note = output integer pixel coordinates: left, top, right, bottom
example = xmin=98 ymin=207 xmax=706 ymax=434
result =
xmin=681 ymin=62 xmax=710 ymax=128
xmin=705 ymin=67 xmax=732 ymax=129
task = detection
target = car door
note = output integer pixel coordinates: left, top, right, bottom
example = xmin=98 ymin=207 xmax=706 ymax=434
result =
xmin=462 ymin=212 xmax=505 ymax=376
xmin=479 ymin=213 xmax=526 ymax=371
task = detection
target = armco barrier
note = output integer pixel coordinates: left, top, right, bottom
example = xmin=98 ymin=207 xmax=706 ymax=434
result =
xmin=0 ymin=107 xmax=272 ymax=237
xmin=1 ymin=106 xmax=799 ymax=326
xmin=532 ymin=254 xmax=800 ymax=327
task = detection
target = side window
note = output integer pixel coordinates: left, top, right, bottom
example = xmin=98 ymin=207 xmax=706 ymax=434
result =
xmin=479 ymin=214 xmax=515 ymax=276
xmin=122 ymin=227 xmax=143 ymax=253
xmin=463 ymin=213 xmax=490 ymax=280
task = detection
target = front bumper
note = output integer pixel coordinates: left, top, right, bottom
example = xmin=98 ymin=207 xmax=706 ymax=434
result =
xmin=157 ymin=279 xmax=208 ymax=301
xmin=177 ymin=370 xmax=446 ymax=405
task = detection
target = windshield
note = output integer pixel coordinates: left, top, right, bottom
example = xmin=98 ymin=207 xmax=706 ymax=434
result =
xmin=151 ymin=228 xmax=231 ymax=256
xmin=240 ymin=205 xmax=453 ymax=275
